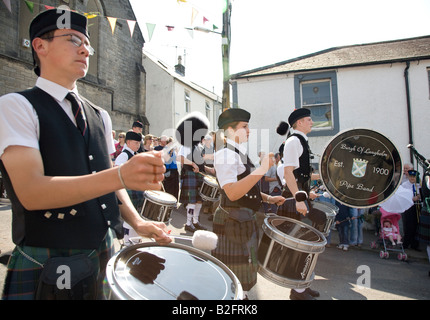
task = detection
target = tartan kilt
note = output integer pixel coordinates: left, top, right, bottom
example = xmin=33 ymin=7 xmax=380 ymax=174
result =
xmin=2 ymin=230 xmax=115 ymax=300
xmin=418 ymin=208 xmax=430 ymax=245
xmin=276 ymin=198 xmax=302 ymax=221
xmin=127 ymin=189 xmax=145 ymax=213
xmin=211 ymin=206 xmax=259 ymax=291
xmin=180 ymin=170 xmax=203 ymax=204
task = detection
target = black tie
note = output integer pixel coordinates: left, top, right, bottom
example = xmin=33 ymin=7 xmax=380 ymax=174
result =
xmin=66 ymin=92 xmax=87 ymax=136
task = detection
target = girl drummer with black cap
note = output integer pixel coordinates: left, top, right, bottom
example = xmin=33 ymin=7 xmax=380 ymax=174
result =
xmin=212 ymin=108 xmax=285 ymax=299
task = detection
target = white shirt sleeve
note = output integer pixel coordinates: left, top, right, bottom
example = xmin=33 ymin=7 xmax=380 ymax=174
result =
xmin=0 ymin=93 xmax=40 ymax=158
xmin=114 ymin=152 xmax=128 ymax=167
xmin=214 ymin=148 xmax=246 ymax=188
xmin=282 ymin=136 xmax=303 ymax=169
xmin=99 ymin=109 xmax=115 ymax=155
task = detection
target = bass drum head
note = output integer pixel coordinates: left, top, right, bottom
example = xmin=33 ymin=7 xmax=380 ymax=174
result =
xmin=106 ymin=242 xmax=243 ymax=300
xmin=320 ymin=128 xmax=402 ymax=208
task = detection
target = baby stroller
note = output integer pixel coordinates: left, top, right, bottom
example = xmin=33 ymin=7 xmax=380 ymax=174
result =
xmin=370 ymin=207 xmax=408 ymax=261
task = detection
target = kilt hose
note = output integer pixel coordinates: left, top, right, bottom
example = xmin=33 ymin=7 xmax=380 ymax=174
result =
xmin=180 ymin=169 xmax=204 ymax=204
xmin=211 ymin=206 xmax=259 ymax=291
xmin=2 ymin=230 xmax=115 ymax=300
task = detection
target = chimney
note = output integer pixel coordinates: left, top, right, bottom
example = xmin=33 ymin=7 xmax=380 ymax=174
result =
xmin=175 ymin=55 xmax=185 ymax=76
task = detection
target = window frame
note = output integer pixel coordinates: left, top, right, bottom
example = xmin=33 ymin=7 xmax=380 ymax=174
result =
xmin=294 ymin=70 xmax=339 ymax=137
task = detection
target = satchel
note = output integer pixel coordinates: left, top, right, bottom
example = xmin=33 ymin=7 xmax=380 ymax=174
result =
xmin=35 ymin=254 xmax=97 ymax=300
xmin=224 ymin=208 xmax=257 ymax=245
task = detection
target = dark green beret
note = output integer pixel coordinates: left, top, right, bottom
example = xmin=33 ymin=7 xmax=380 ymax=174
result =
xmin=288 ymin=108 xmax=311 ymax=126
xmin=29 ymin=9 xmax=89 ymax=76
xmin=217 ymin=108 xmax=251 ymax=128
xmin=126 ymin=131 xmax=142 ymax=142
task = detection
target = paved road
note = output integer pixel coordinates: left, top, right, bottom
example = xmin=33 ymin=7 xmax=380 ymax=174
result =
xmin=1 ymin=201 xmax=429 ymax=300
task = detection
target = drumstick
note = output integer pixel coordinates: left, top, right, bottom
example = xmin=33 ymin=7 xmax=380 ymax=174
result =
xmin=169 ymin=230 xmax=218 ymax=251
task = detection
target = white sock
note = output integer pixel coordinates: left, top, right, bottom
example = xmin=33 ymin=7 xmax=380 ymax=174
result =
xmin=193 ymin=203 xmax=202 ymax=224
xmin=294 ymin=288 xmax=306 ymax=293
xmin=186 ymin=204 xmax=195 ymax=225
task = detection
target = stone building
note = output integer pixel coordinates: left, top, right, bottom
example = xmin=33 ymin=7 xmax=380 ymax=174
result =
xmin=0 ymin=0 xmax=148 ymax=133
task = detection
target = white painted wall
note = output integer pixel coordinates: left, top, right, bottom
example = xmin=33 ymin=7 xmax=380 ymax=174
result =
xmin=234 ymin=60 xmax=430 ymax=170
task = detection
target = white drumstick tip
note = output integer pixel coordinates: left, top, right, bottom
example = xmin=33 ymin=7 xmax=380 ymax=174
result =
xmin=192 ymin=230 xmax=218 ymax=251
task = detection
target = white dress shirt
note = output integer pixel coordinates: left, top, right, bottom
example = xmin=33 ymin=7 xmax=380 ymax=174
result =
xmin=0 ymin=77 xmax=115 ymax=158
xmin=214 ymin=138 xmax=248 ymax=189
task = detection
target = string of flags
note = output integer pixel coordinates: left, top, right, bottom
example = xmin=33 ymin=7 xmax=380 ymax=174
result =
xmin=2 ymin=0 xmax=220 ymax=42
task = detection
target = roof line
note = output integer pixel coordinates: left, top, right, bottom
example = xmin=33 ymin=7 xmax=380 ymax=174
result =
xmin=231 ymin=34 xmax=430 ymax=80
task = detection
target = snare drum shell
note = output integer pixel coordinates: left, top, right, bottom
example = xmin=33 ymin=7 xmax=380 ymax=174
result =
xmin=257 ymin=217 xmax=326 ymax=289
xmin=199 ymin=176 xmax=220 ymax=202
xmin=311 ymin=202 xmax=337 ymax=236
xmin=140 ymin=191 xmax=177 ymax=223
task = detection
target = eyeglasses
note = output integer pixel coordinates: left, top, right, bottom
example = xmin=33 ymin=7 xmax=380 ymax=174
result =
xmin=42 ymin=33 xmax=95 ymax=56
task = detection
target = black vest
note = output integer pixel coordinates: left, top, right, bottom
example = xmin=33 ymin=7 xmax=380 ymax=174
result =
xmin=219 ymin=144 xmax=262 ymax=211
xmin=0 ymin=87 xmax=123 ymax=249
xmin=282 ymin=133 xmax=312 ymax=198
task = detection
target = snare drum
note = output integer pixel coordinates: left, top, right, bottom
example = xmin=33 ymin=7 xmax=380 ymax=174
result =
xmin=140 ymin=190 xmax=177 ymax=223
xmin=258 ymin=216 xmax=326 ymax=289
xmin=199 ymin=175 xmax=220 ymax=202
xmin=106 ymin=242 xmax=243 ymax=300
xmin=310 ymin=202 xmax=338 ymax=236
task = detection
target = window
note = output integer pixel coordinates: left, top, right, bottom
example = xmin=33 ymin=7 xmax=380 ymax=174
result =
xmin=205 ymin=101 xmax=211 ymax=120
xmin=185 ymin=91 xmax=191 ymax=113
xmin=294 ymin=71 xmax=339 ymax=136
xmin=301 ymin=80 xmax=333 ymax=130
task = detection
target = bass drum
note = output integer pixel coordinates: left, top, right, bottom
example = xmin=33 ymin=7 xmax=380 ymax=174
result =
xmin=106 ymin=242 xmax=243 ymax=300
xmin=320 ymin=128 xmax=402 ymax=208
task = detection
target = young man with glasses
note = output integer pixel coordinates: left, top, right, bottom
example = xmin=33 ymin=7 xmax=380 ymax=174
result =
xmin=0 ymin=9 xmax=171 ymax=300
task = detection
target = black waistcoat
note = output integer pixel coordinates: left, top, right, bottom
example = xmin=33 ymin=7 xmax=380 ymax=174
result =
xmin=219 ymin=144 xmax=262 ymax=211
xmin=0 ymin=87 xmax=123 ymax=249
xmin=282 ymin=133 xmax=312 ymax=197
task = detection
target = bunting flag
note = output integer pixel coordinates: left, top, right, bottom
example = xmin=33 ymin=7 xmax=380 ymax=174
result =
xmin=191 ymin=7 xmax=198 ymax=25
xmin=84 ymin=12 xmax=98 ymax=19
xmin=186 ymin=28 xmax=194 ymax=39
xmin=107 ymin=17 xmax=117 ymax=34
xmin=127 ymin=19 xmax=136 ymax=37
xmin=6 ymin=0 xmax=220 ymax=43
xmin=146 ymin=23 xmax=156 ymax=42
xmin=24 ymin=0 xmax=33 ymax=12
xmin=2 ymin=0 xmax=11 ymax=12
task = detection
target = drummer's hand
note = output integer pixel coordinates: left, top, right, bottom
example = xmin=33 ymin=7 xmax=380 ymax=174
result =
xmin=296 ymin=201 xmax=308 ymax=216
xmin=192 ymin=163 xmax=199 ymax=173
xmin=271 ymin=196 xmax=286 ymax=206
xmin=135 ymin=220 xmax=172 ymax=245
xmin=260 ymin=153 xmax=275 ymax=173
xmin=309 ymin=191 xmax=320 ymax=200
xmin=119 ymin=151 xmax=165 ymax=190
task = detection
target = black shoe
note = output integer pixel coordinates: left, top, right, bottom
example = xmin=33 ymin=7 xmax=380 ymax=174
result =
xmin=185 ymin=224 xmax=196 ymax=233
xmin=305 ymin=287 xmax=320 ymax=297
xmin=289 ymin=289 xmax=316 ymax=300
xmin=193 ymin=222 xmax=207 ymax=230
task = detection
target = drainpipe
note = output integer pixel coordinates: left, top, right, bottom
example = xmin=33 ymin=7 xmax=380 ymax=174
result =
xmin=404 ymin=61 xmax=414 ymax=163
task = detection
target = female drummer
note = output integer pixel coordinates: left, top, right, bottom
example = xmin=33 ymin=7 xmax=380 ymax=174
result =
xmin=212 ymin=108 xmax=285 ymax=299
